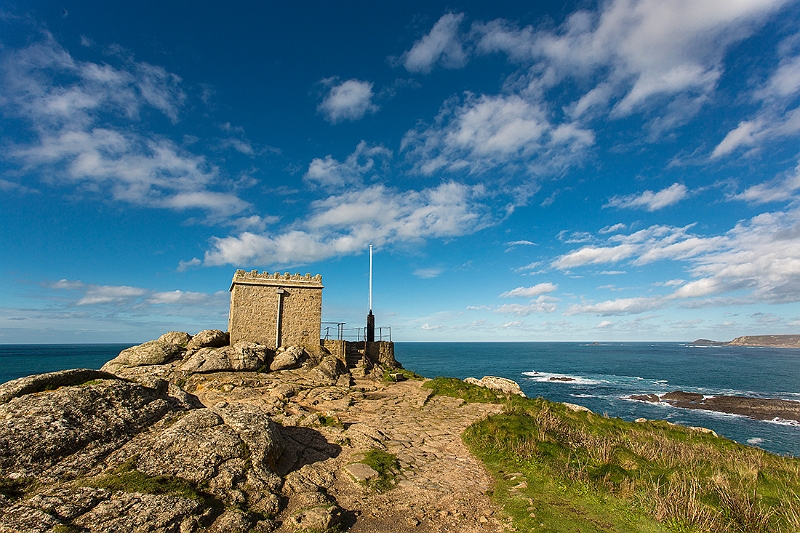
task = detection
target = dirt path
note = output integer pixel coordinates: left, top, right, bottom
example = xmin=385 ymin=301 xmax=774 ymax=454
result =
xmin=331 ymin=379 xmax=507 ymax=532
xmin=193 ymin=374 xmax=508 ymax=532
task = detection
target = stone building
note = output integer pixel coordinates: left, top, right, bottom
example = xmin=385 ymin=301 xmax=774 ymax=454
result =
xmin=229 ymin=269 xmax=397 ymax=369
xmin=228 ymin=270 xmax=323 ymax=349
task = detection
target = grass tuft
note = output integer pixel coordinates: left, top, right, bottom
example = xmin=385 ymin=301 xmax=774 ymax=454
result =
xmin=361 ymin=449 xmax=400 ymax=493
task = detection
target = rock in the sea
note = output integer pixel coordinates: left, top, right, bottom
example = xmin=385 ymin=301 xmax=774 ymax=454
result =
xmin=662 ymin=391 xmax=704 ymax=402
xmin=270 ymin=346 xmax=306 ymax=371
xmin=629 ymin=394 xmax=660 ymax=403
xmin=464 ymin=376 xmax=526 ymax=397
xmin=186 ymin=329 xmax=230 ymax=350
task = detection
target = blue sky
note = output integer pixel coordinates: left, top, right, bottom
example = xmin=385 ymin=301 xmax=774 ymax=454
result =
xmin=2 ymin=0 xmax=800 ymax=343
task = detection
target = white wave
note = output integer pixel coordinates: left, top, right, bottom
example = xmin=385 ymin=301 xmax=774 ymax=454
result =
xmin=522 ymin=371 xmax=602 ymax=385
xmin=747 ymin=437 xmax=764 ymax=444
xmin=571 ymin=393 xmax=596 ymax=398
xmin=767 ymin=417 xmax=800 ymax=427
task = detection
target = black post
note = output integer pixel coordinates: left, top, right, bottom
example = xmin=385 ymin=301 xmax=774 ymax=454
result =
xmin=366 ymin=311 xmax=375 ymax=342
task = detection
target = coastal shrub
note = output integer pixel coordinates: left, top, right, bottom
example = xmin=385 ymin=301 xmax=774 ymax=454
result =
xmin=360 ymin=449 xmax=400 ymax=493
xmin=458 ymin=395 xmax=800 ymax=533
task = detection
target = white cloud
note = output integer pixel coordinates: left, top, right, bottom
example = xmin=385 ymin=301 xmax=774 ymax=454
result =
xmin=474 ymin=0 xmax=788 ymax=132
xmin=203 ymin=181 xmax=492 ymax=266
xmin=564 ymin=296 xmax=664 ymax=316
xmin=507 ymin=240 xmax=536 ymax=246
xmin=495 ymin=295 xmax=559 ymax=315
xmin=402 ymin=93 xmax=593 ymax=177
xmin=732 ymin=161 xmax=800 ymax=204
xmin=596 ymin=320 xmax=613 ymax=328
xmin=556 ymin=206 xmax=800 ymax=309
xmin=606 ymin=183 xmax=688 ymax=211
xmin=304 ymin=141 xmax=391 ymax=189
xmin=420 ymin=323 xmax=446 ymax=330
xmin=318 ymin=79 xmax=378 ymax=123
xmin=552 ymin=243 xmax=638 ymax=269
xmin=599 ymin=223 xmax=627 ymax=234
xmin=177 ymin=257 xmax=201 ymax=272
xmin=0 ymin=36 xmax=250 ymax=219
xmin=712 ymin=51 xmax=800 ymax=158
xmin=413 ymin=268 xmax=444 ymax=279
xmin=403 ymin=13 xmax=467 ymax=73
xmin=499 ymin=282 xmax=557 ymax=298
xmin=51 ymin=279 xmax=228 ymax=308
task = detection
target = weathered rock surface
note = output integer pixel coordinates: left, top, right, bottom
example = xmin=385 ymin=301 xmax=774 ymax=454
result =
xmin=186 ymin=329 xmax=230 ymax=350
xmin=271 ymin=346 xmax=306 ymax=371
xmin=464 ymin=376 xmax=526 ymax=397
xmin=180 ymin=342 xmax=271 ymax=373
xmin=0 ymin=368 xmax=285 ymax=532
xmin=101 ymin=331 xmax=190 ymax=371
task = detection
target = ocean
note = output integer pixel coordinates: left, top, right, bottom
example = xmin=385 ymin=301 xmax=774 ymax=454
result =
xmin=1 ymin=342 xmax=798 ymax=457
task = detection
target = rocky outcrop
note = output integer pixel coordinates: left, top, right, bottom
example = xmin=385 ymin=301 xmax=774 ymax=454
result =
xmin=271 ymin=346 xmax=306 ymax=371
xmin=464 ymin=376 xmax=526 ymax=397
xmin=0 ymin=368 xmax=285 ymax=532
xmin=628 ymin=390 xmax=800 ymax=422
xmin=726 ymin=335 xmax=800 ymax=348
xmin=692 ymin=335 xmax=800 ymax=348
xmin=179 ymin=342 xmax=271 ymax=373
xmin=186 ymin=329 xmax=230 ymax=350
xmin=101 ymin=331 xmax=191 ymax=372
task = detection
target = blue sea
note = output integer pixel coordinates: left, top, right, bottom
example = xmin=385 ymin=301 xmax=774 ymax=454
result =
xmin=1 ymin=342 xmax=798 ymax=457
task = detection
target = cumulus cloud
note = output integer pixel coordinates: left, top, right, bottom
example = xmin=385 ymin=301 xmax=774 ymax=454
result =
xmin=712 ymin=51 xmax=800 ymax=158
xmin=304 ymin=141 xmax=391 ymax=189
xmin=318 ymin=78 xmax=378 ymax=123
xmin=474 ymin=0 xmax=787 ymax=131
xmin=51 ymin=279 xmax=228 ymax=308
xmin=554 ymin=205 xmax=800 ymax=313
xmin=564 ymin=296 xmax=665 ymax=316
xmin=499 ymin=282 xmax=557 ymax=298
xmin=0 ymin=35 xmax=249 ymax=218
xmin=606 ymin=183 xmax=688 ymax=211
xmin=403 ymin=13 xmax=468 ymax=73
xmin=203 ymin=181 xmax=492 ymax=267
xmin=732 ymin=161 xmax=800 ymax=204
xmin=495 ymin=295 xmax=559 ymax=315
xmin=402 ymin=93 xmax=594 ymax=176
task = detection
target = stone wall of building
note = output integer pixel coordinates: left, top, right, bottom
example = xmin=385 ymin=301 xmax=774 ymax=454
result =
xmin=229 ymin=270 xmax=323 ymax=349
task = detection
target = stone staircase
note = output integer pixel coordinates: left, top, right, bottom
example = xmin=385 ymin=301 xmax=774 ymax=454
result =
xmin=345 ymin=343 xmax=365 ymax=368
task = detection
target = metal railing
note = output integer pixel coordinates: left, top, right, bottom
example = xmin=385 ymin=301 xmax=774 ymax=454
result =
xmin=321 ymin=323 xmax=392 ymax=342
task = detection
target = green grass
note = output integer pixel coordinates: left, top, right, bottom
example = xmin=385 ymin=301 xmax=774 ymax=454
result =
xmin=317 ymin=413 xmax=344 ymax=429
xmin=360 ymin=449 xmax=400 ymax=493
xmin=422 ymin=376 xmax=529 ymax=405
xmin=82 ymin=456 xmax=204 ymax=501
xmin=427 ymin=377 xmax=800 ymax=533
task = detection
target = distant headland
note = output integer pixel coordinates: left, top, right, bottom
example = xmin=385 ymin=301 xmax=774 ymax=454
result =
xmin=692 ymin=334 xmax=800 ymax=348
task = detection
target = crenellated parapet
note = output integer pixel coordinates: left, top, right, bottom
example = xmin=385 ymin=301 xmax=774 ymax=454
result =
xmin=230 ymin=270 xmax=323 ymax=291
